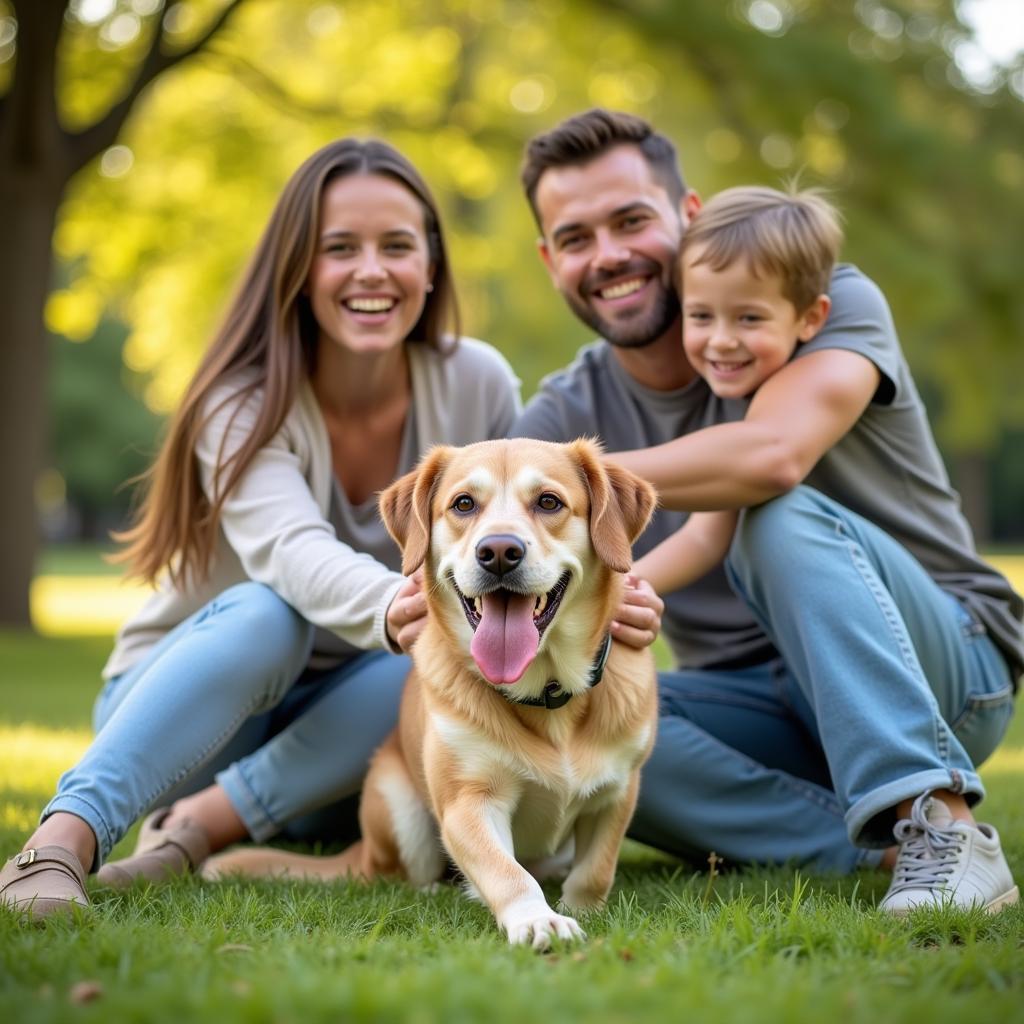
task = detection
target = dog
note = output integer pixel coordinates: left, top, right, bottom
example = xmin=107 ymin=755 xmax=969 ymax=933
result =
xmin=203 ymin=438 xmax=658 ymax=948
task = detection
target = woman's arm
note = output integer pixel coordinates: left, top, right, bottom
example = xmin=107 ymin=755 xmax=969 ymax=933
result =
xmin=633 ymin=509 xmax=738 ymax=596
xmin=196 ymin=384 xmax=405 ymax=652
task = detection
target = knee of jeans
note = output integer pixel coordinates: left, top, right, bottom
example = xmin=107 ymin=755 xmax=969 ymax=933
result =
xmin=216 ymin=582 xmax=313 ymax=676
xmin=729 ymin=487 xmax=825 ymax=585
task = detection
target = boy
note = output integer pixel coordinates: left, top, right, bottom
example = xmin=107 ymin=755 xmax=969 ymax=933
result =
xmin=634 ymin=186 xmax=836 ymax=595
xmin=631 ymin=184 xmax=1017 ymax=912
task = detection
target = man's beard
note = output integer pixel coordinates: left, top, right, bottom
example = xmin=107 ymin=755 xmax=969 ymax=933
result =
xmin=565 ymin=264 xmax=681 ymax=350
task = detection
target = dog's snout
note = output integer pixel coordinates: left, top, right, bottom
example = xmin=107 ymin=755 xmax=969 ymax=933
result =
xmin=475 ymin=534 xmax=526 ymax=577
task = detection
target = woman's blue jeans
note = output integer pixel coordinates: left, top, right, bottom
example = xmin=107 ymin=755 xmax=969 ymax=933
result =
xmin=631 ymin=487 xmax=1016 ymax=872
xmin=42 ymin=583 xmax=409 ymax=867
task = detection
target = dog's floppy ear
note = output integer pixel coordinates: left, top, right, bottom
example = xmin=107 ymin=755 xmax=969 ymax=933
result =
xmin=379 ymin=446 xmax=453 ymax=574
xmin=572 ymin=438 xmax=657 ymax=574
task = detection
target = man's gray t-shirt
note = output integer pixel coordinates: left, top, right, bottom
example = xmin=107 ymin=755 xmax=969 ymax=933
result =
xmin=511 ymin=265 xmax=1024 ymax=682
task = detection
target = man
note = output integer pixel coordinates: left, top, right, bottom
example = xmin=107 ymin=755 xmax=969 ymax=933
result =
xmin=512 ymin=109 xmax=1022 ymax=913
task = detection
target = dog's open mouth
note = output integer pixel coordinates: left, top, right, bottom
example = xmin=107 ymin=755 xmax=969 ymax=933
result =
xmin=451 ymin=571 xmax=571 ymax=686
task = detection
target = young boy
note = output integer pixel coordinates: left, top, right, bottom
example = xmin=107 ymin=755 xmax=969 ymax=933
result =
xmin=632 ymin=184 xmax=1017 ymax=914
xmin=634 ymin=186 xmax=837 ymax=595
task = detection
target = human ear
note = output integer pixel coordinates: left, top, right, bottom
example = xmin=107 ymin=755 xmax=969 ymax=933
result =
xmin=681 ymin=190 xmax=702 ymax=227
xmin=796 ymin=293 xmax=831 ymax=343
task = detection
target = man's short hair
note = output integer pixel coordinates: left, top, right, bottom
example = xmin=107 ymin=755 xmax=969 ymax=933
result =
xmin=682 ymin=186 xmax=843 ymax=311
xmin=521 ymin=109 xmax=686 ymax=225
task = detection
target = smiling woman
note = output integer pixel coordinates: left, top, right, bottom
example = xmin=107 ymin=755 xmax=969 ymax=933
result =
xmin=0 ymin=138 xmax=525 ymax=921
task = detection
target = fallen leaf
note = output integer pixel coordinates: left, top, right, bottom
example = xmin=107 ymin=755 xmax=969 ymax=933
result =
xmin=68 ymin=981 xmax=103 ymax=1005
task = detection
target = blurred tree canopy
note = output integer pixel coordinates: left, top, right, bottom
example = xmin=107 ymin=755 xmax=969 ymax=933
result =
xmin=1 ymin=0 xmax=1022 ymax=623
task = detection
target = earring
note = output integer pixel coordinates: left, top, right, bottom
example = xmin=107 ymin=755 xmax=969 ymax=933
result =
xmin=425 ymin=283 xmax=434 ymax=293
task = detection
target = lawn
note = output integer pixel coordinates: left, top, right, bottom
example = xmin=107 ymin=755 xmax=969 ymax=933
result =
xmin=2 ymin=621 xmax=1023 ymax=1023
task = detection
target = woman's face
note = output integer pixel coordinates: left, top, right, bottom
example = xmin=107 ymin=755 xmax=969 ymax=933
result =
xmin=307 ymin=173 xmax=433 ymax=358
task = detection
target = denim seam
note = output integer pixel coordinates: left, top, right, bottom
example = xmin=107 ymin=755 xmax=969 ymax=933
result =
xmin=843 ymin=531 xmax=952 ymax=762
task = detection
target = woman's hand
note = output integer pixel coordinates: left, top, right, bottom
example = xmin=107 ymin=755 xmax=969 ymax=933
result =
xmin=385 ymin=569 xmax=428 ymax=653
xmin=611 ymin=574 xmax=664 ymax=650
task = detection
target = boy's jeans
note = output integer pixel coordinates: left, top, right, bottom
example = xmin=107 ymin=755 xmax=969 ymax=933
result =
xmin=43 ymin=582 xmax=409 ymax=867
xmin=632 ymin=486 xmax=1015 ymax=872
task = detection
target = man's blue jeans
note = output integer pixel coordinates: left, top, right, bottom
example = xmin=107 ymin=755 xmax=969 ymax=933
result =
xmin=631 ymin=487 xmax=1016 ymax=872
xmin=42 ymin=583 xmax=409 ymax=867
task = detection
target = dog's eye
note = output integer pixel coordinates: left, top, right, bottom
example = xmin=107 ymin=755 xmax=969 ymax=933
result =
xmin=536 ymin=493 xmax=563 ymax=513
xmin=452 ymin=494 xmax=476 ymax=514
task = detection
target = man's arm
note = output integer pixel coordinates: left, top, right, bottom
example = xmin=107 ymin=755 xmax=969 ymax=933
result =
xmin=611 ymin=348 xmax=880 ymax=511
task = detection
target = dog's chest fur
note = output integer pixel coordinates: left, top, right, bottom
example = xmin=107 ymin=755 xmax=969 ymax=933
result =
xmin=428 ymin=694 xmax=651 ymax=860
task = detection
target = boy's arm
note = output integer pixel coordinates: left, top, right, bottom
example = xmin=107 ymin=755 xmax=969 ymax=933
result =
xmin=633 ymin=509 xmax=739 ymax=596
xmin=611 ymin=348 xmax=879 ymax=511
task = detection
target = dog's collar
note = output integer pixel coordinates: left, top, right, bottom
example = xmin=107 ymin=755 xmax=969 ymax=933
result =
xmin=513 ymin=633 xmax=612 ymax=711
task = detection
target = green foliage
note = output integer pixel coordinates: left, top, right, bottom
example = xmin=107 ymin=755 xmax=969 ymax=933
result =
xmin=4 ymin=0 xmax=1024 ymax=529
xmin=49 ymin=318 xmax=162 ymax=534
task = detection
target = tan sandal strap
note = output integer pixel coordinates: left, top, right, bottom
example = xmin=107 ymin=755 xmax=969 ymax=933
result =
xmin=1 ymin=845 xmax=87 ymax=892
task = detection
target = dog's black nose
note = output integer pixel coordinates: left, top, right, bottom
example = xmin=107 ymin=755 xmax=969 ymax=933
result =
xmin=476 ymin=534 xmax=526 ymax=577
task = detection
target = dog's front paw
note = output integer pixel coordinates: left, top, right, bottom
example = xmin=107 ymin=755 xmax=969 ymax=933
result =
xmin=501 ymin=898 xmax=586 ymax=950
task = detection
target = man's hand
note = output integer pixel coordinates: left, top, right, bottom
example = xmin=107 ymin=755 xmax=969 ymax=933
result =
xmin=610 ymin=574 xmax=663 ymax=650
xmin=385 ymin=569 xmax=427 ymax=653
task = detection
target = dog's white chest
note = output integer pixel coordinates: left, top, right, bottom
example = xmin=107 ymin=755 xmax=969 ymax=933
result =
xmin=432 ymin=711 xmax=635 ymax=858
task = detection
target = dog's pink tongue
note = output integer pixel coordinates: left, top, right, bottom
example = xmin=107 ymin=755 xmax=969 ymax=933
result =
xmin=470 ymin=591 xmax=539 ymax=685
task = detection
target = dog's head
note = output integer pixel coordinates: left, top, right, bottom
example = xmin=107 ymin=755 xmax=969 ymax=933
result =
xmin=380 ymin=438 xmax=656 ymax=692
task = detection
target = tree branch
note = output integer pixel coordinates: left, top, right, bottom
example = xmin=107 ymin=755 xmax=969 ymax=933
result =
xmin=62 ymin=0 xmax=247 ymax=177
xmin=202 ymin=48 xmax=355 ymax=122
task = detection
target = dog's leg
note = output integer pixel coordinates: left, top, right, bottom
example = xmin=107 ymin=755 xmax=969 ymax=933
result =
xmin=559 ymin=771 xmax=640 ymax=912
xmin=441 ymin=791 xmax=585 ymax=950
xmin=363 ymin=740 xmax=446 ymax=888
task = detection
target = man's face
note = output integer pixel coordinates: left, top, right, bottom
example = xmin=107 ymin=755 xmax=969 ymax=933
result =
xmin=534 ymin=145 xmax=686 ymax=349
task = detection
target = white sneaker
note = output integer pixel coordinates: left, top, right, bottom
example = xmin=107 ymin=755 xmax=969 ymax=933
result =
xmin=879 ymin=793 xmax=1019 ymax=914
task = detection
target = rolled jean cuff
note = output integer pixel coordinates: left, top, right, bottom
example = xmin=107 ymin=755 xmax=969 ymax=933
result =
xmin=216 ymin=763 xmax=279 ymax=843
xmin=846 ymin=767 xmax=985 ymax=847
xmin=40 ymin=793 xmax=112 ymax=870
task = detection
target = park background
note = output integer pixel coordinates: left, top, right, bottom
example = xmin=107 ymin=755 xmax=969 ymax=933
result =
xmin=2 ymin=2 xmax=1024 ymax=1023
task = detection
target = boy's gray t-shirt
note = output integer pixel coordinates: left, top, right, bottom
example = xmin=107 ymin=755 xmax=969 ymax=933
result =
xmin=512 ymin=264 xmax=1024 ymax=682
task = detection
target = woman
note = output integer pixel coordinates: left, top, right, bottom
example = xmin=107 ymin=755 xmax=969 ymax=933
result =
xmin=0 ymin=139 xmax=661 ymax=920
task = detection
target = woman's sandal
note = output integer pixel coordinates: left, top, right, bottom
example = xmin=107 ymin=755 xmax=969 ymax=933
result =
xmin=0 ymin=846 xmax=90 ymax=921
xmin=95 ymin=807 xmax=210 ymax=888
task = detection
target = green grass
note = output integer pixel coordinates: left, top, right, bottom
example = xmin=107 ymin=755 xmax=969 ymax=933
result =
xmin=35 ymin=544 xmax=122 ymax=577
xmin=2 ymin=629 xmax=1023 ymax=1024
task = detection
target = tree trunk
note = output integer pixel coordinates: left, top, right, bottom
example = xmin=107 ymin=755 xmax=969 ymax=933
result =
xmin=0 ymin=170 xmax=60 ymax=624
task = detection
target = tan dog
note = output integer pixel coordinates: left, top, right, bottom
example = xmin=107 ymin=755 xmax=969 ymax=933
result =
xmin=204 ymin=438 xmax=658 ymax=948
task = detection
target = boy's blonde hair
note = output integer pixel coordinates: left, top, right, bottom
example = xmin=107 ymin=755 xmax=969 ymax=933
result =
xmin=681 ymin=186 xmax=843 ymax=311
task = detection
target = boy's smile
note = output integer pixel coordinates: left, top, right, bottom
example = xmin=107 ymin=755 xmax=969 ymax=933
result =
xmin=681 ymin=250 xmax=829 ymax=399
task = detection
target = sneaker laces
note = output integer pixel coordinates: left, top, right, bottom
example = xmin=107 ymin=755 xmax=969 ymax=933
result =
xmin=888 ymin=795 xmax=963 ymax=896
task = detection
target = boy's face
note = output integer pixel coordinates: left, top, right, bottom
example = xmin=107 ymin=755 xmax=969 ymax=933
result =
xmin=681 ymin=249 xmax=828 ymax=399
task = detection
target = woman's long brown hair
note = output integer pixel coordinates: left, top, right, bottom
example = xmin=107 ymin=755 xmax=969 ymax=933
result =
xmin=114 ymin=139 xmax=460 ymax=586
